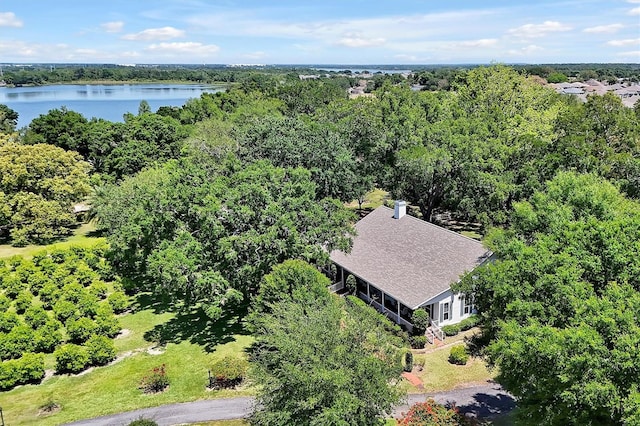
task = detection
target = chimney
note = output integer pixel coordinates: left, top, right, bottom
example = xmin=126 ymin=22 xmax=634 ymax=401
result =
xmin=394 ymin=200 xmax=406 ymax=219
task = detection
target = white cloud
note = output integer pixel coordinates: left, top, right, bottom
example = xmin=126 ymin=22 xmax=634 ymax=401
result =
xmin=628 ymin=0 xmax=640 ymax=3
xmin=453 ymin=38 xmax=498 ymax=48
xmin=0 ymin=11 xmax=23 ymax=27
xmin=617 ymin=50 xmax=640 ymax=59
xmin=583 ymin=24 xmax=624 ymax=34
xmin=101 ymin=21 xmax=124 ymax=33
xmin=145 ymin=42 xmax=220 ymax=56
xmin=122 ymin=26 xmax=185 ymax=41
xmin=607 ymin=38 xmax=640 ymax=46
xmin=629 ymin=7 xmax=640 ymax=15
xmin=507 ymin=44 xmax=544 ymax=56
xmin=508 ymin=21 xmax=572 ymax=38
xmin=335 ymin=35 xmax=386 ymax=48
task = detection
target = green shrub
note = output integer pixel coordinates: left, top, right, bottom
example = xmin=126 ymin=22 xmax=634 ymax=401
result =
xmin=3 ymin=274 xmax=25 ymax=299
xmin=107 ymin=291 xmax=130 ymax=313
xmin=442 ymin=323 xmax=462 ymax=337
xmin=53 ymin=300 xmax=78 ymax=322
xmin=34 ymin=321 xmax=63 ymax=353
xmin=448 ymin=345 xmax=469 ymax=365
xmin=14 ymin=290 xmax=34 ymax=314
xmin=208 ymin=356 xmax=248 ymax=390
xmin=399 ymin=398 xmax=472 ymax=425
xmin=459 ymin=314 xmax=480 ymax=331
xmin=74 ymin=261 xmax=98 ymax=286
xmin=60 ymin=281 xmax=84 ymax=303
xmin=86 ymin=334 xmax=117 ymax=366
xmin=409 ymin=335 xmax=427 ymax=349
xmin=411 ymin=309 xmax=430 ymax=335
xmin=89 ymin=280 xmax=110 ymax=299
xmin=54 ymin=343 xmax=89 ymax=374
xmin=14 ymin=262 xmax=38 ymax=283
xmin=139 ymin=364 xmax=169 ymax=393
xmin=27 ymin=271 xmax=50 ymax=295
xmin=95 ymin=308 xmax=121 ymax=338
xmin=0 ymin=294 xmax=11 ymax=311
xmin=0 ymin=311 xmax=21 ymax=333
xmin=402 ymin=350 xmax=414 ymax=372
xmin=24 ymin=305 xmax=49 ymax=329
xmin=0 ymin=325 xmax=35 ymax=359
xmin=66 ymin=317 xmax=97 ymax=344
xmin=128 ymin=418 xmax=158 ymax=426
xmin=0 ymin=353 xmax=45 ymax=390
xmin=77 ymin=291 xmax=99 ymax=318
xmin=39 ymin=282 xmax=60 ymax=310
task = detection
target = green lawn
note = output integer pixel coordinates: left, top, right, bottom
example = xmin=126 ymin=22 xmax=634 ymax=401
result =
xmin=410 ymin=329 xmax=495 ymax=393
xmin=0 ymin=295 xmax=254 ymax=426
xmin=0 ymin=223 xmax=104 ymax=259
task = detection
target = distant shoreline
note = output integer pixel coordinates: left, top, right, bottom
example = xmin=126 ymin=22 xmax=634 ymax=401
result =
xmin=1 ymin=80 xmax=233 ymax=88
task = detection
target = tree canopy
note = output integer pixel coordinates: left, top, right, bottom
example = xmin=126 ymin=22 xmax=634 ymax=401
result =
xmin=456 ymin=172 xmax=640 ymax=425
xmin=250 ymin=281 xmax=405 ymax=426
xmin=0 ymin=140 xmax=91 ymax=245
xmin=94 ymin=157 xmax=355 ymax=319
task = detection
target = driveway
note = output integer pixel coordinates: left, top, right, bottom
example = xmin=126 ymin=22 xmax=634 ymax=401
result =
xmin=65 ymin=383 xmax=515 ymax=426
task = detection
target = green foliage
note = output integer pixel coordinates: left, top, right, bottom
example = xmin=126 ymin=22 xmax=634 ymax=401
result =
xmin=13 ymin=290 xmax=33 ymax=313
xmin=546 ymin=72 xmax=569 ymax=83
xmin=0 ymin=141 xmax=91 ymax=245
xmin=127 ymin=419 xmax=159 ymax=426
xmin=403 ymin=350 xmax=414 ymax=372
xmin=409 ymin=335 xmax=427 ymax=349
xmin=0 ymin=324 xmax=35 ymax=359
xmin=0 ymin=353 xmax=45 ymax=390
xmin=139 ymin=364 xmax=170 ymax=393
xmin=54 ymin=299 xmax=78 ymax=322
xmin=34 ymin=321 xmax=63 ymax=353
xmin=86 ymin=334 xmax=117 ymax=366
xmin=411 ymin=309 xmax=430 ymax=335
xmin=95 ymin=158 xmax=355 ymax=320
xmin=107 ymin=290 xmax=129 ymax=313
xmin=88 ymin=280 xmax=109 ymax=299
xmin=0 ymin=311 xmax=20 ymax=333
xmin=250 ymin=287 xmax=405 ymax=425
xmin=54 ymin=343 xmax=89 ymax=374
xmin=448 ymin=346 xmax=469 ymax=365
xmin=457 ymin=172 xmax=640 ymax=424
xmin=208 ymin=355 xmax=249 ymax=389
xmin=23 ymin=305 xmax=49 ymax=329
xmin=251 ymin=259 xmax=331 ymax=317
xmin=0 ymin=293 xmax=9 ymax=311
xmin=66 ymin=317 xmax=97 ymax=344
xmin=398 ymin=399 xmax=473 ymax=425
xmin=441 ymin=324 xmax=461 ymax=337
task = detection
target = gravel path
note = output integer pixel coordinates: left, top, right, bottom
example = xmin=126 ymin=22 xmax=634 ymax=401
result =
xmin=64 ymin=382 xmax=514 ymax=425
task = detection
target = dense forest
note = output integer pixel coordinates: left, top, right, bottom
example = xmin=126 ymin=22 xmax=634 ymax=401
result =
xmin=1 ymin=64 xmax=640 ymax=425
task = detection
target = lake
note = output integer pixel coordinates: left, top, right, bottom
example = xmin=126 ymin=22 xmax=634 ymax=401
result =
xmin=0 ymin=83 xmax=226 ymax=128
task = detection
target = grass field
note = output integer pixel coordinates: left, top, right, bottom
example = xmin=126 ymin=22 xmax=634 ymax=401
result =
xmin=410 ymin=329 xmax=495 ymax=393
xmin=0 ymin=223 xmax=104 ymax=259
xmin=0 ymin=297 xmax=253 ymax=426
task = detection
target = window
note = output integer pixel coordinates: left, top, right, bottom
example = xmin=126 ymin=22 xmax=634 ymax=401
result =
xmin=462 ymin=296 xmax=473 ymax=315
xmin=442 ymin=302 xmax=450 ymax=321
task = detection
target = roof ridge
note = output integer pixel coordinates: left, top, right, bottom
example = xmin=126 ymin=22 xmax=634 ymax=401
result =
xmin=377 ymin=205 xmax=486 ymax=247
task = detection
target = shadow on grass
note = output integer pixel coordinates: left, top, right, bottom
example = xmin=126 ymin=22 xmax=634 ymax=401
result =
xmin=139 ymin=292 xmax=249 ymax=353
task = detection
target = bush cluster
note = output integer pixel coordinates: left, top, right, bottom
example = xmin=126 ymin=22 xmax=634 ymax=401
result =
xmin=402 ymin=350 xmax=413 ymax=372
xmin=409 ymin=335 xmax=427 ymax=349
xmin=0 ymin=353 xmax=45 ymax=390
xmin=139 ymin=364 xmax=170 ymax=393
xmin=0 ymin=245 xmax=123 ymax=388
xmin=208 ymin=356 xmax=248 ymax=390
xmin=441 ymin=315 xmax=480 ymax=337
xmin=398 ymin=398 xmax=475 ymax=425
xmin=448 ymin=345 xmax=469 ymax=365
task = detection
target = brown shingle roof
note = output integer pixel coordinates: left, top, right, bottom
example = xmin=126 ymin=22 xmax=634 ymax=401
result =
xmin=330 ymin=206 xmax=492 ymax=309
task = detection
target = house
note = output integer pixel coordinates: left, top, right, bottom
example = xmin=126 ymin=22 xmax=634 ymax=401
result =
xmin=329 ymin=201 xmax=492 ymax=333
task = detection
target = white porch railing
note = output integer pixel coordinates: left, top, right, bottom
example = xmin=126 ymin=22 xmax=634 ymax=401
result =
xmin=428 ymin=319 xmax=445 ymax=342
xmin=328 ymin=281 xmax=344 ymax=292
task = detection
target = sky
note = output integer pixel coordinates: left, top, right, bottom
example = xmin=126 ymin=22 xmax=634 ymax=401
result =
xmin=0 ymin=0 xmax=639 ymax=65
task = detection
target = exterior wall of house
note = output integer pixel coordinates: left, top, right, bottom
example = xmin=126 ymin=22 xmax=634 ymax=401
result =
xmin=420 ymin=289 xmax=475 ymax=327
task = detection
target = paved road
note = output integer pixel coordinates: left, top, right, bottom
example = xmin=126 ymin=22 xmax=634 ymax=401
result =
xmin=65 ymin=383 xmax=515 ymax=426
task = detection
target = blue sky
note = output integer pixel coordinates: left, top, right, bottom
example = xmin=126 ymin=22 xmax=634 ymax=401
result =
xmin=1 ymin=0 xmax=638 ymax=64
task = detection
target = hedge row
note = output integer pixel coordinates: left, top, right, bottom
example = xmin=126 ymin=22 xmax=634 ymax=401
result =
xmin=441 ymin=314 xmax=480 ymax=337
xmin=53 ymin=335 xmax=117 ymax=374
